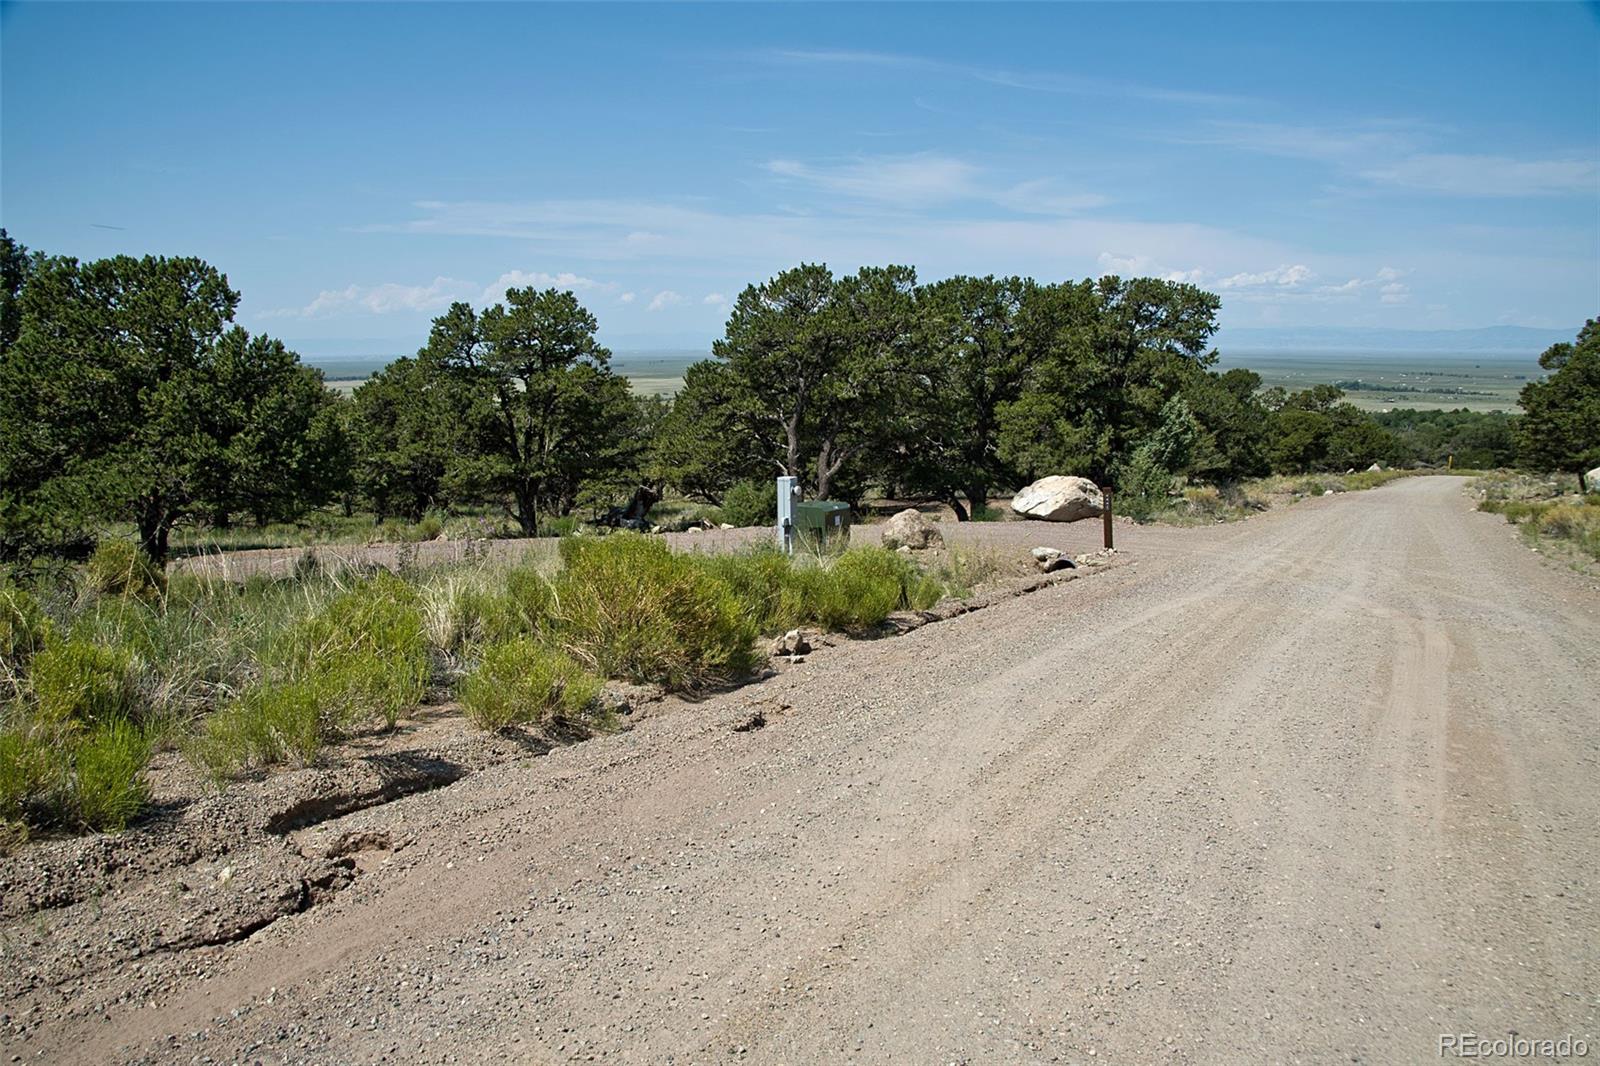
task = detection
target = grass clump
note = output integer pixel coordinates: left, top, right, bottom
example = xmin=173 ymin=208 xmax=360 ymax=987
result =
xmin=420 ymin=564 xmax=552 ymax=664
xmin=460 ymin=640 xmax=603 ymax=731
xmin=551 ymin=535 xmax=759 ymax=690
xmin=189 ymin=680 xmax=324 ymax=777
xmin=271 ymin=571 xmax=429 ymax=728
xmin=85 ymin=540 xmax=166 ymax=600
xmin=803 ymin=547 xmax=943 ymax=630
xmin=71 ymin=718 xmax=152 ymax=831
xmin=0 ymin=725 xmax=61 ymax=839
xmin=191 ymin=571 xmax=430 ymax=779
xmin=30 ymin=637 xmax=142 ymax=726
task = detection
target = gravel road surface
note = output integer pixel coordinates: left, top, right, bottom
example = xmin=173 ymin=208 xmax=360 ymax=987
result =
xmin=8 ymin=476 xmax=1597 ymax=1064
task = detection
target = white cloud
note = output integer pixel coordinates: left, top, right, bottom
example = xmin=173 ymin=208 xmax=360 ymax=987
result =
xmin=481 ymin=270 xmax=606 ymax=303
xmin=765 ymin=154 xmax=1106 ymax=216
xmin=1097 ymin=252 xmax=1152 ymax=274
xmin=619 ymin=291 xmax=636 ymax=303
xmin=647 ymin=290 xmax=683 ymax=312
xmin=703 ymin=292 xmax=727 ymax=306
xmin=265 ymin=276 xmax=475 ymax=318
xmin=1215 ymin=264 xmax=1314 ymax=289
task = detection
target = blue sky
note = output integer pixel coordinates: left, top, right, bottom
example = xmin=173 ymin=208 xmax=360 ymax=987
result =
xmin=3 ymin=2 xmax=1597 ymax=357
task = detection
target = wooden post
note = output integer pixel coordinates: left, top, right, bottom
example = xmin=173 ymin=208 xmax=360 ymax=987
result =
xmin=1101 ymin=486 xmax=1114 ymax=551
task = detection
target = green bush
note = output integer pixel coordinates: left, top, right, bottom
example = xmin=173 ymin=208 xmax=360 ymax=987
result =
xmin=460 ymin=640 xmax=602 ymax=731
xmin=720 ymin=480 xmax=777 ymax=528
xmin=413 ymin=512 xmax=445 ymax=542
xmin=272 ymin=571 xmax=428 ymax=728
xmin=699 ymin=549 xmax=809 ymax=633
xmin=191 ymin=680 xmax=323 ymax=778
xmin=538 ymin=514 xmax=580 ymax=538
xmin=72 ymin=718 xmax=150 ymax=831
xmin=30 ymin=638 xmax=142 ymax=727
xmin=804 ymin=547 xmax=941 ymax=630
xmin=85 ymin=540 xmax=166 ymax=599
xmin=0 ymin=725 xmax=62 ymax=832
xmin=552 ymin=535 xmax=758 ymax=689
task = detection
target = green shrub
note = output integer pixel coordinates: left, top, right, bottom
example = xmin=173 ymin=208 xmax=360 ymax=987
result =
xmin=191 ymin=680 xmax=324 ymax=778
xmin=538 ymin=514 xmax=580 ymax=538
xmin=699 ymin=549 xmax=808 ymax=633
xmin=272 ymin=572 xmax=428 ymax=728
xmin=804 ymin=547 xmax=940 ymax=630
xmin=72 ymin=718 xmax=150 ymax=831
xmin=413 ymin=513 xmax=445 ymax=542
xmin=30 ymin=638 xmax=142 ymax=727
xmin=720 ymin=480 xmax=777 ymax=528
xmin=552 ymin=535 xmax=758 ymax=689
xmin=0 ymin=725 xmax=63 ymax=830
xmin=85 ymin=540 xmax=166 ymax=600
xmin=460 ymin=640 xmax=603 ymax=731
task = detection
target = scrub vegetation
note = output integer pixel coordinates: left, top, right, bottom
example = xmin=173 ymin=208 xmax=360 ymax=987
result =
xmin=0 ymin=535 xmax=974 ymax=843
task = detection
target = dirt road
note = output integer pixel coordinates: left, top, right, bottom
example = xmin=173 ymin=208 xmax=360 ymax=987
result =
xmin=8 ymin=477 xmax=1598 ymax=1064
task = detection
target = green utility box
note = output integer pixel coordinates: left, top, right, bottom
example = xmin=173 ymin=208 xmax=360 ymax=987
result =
xmin=792 ymin=499 xmax=852 ymax=545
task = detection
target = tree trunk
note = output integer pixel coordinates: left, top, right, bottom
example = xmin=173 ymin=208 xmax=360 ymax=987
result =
xmin=965 ymin=483 xmax=988 ymax=519
xmin=512 ymin=489 xmax=538 ymax=536
xmin=948 ymin=496 xmax=970 ymax=522
xmin=137 ymin=512 xmax=170 ymax=568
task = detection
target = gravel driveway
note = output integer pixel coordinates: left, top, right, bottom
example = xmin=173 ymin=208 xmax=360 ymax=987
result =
xmin=9 ymin=477 xmax=1596 ymax=1064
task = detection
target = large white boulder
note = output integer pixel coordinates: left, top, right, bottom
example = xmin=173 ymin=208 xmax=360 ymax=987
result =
xmin=1585 ymin=466 xmax=1600 ymax=493
xmin=1010 ymin=476 xmax=1104 ymax=523
xmin=881 ymin=507 xmax=943 ymax=551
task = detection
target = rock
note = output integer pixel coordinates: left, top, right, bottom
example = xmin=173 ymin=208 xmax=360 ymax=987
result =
xmin=685 ymin=526 xmax=702 ymax=534
xmin=1322 ymin=489 xmax=1335 ymax=496
xmin=1031 ymin=546 xmax=1075 ymax=573
xmin=433 ymin=532 xmax=448 ymax=542
xmin=880 ymin=508 xmax=943 ymax=551
xmin=719 ymin=522 xmax=735 ymax=530
xmin=1367 ymin=462 xmax=1383 ymax=472
xmin=1010 ymin=476 xmax=1104 ymax=523
xmin=771 ymin=628 xmax=811 ymax=657
xmin=1584 ymin=466 xmax=1600 ymax=493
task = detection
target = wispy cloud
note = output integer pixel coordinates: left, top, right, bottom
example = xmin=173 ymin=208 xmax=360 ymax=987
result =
xmin=764 ymin=152 xmax=1106 ymax=215
xmin=262 ymin=276 xmax=476 ymax=318
xmin=1360 ymin=154 xmax=1598 ymax=197
xmin=702 ymin=292 xmax=727 ymax=306
xmin=647 ymin=290 xmax=683 ymax=312
xmin=1181 ymin=120 xmax=1597 ymax=198
xmin=765 ymin=49 xmax=1254 ymax=108
xmin=766 ymin=153 xmax=982 ymax=207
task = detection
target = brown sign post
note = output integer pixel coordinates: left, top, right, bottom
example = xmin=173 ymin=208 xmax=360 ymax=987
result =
xmin=1100 ymin=485 xmax=1114 ymax=551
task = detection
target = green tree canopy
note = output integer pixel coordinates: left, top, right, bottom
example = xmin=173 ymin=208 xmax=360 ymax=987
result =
xmin=417 ymin=288 xmax=638 ymax=534
xmin=997 ymin=276 xmax=1221 ymax=486
xmin=1518 ymin=318 xmax=1600 ymax=485
xmin=711 ymin=263 xmax=918 ymax=500
xmin=885 ymin=275 xmax=1036 ymax=519
xmin=0 ymin=252 xmax=341 ymax=563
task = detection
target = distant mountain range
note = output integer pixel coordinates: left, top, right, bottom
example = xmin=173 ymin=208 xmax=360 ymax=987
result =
xmin=1217 ymin=325 xmax=1577 ymax=355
